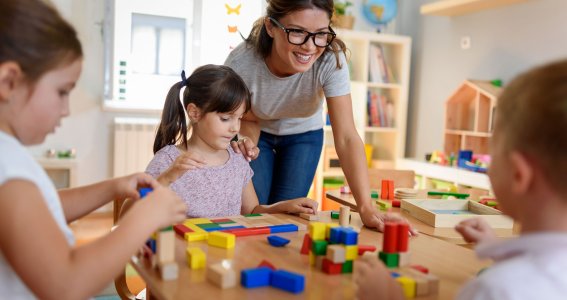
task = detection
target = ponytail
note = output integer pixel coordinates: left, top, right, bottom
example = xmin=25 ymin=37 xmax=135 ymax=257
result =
xmin=153 ymin=82 xmax=188 ymax=154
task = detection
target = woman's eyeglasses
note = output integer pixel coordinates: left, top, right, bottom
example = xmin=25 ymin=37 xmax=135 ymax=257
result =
xmin=268 ymin=17 xmax=336 ymax=48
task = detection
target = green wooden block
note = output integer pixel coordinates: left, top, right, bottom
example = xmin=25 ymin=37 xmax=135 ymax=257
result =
xmin=379 ymin=251 xmax=399 ymax=268
xmin=371 ymin=191 xmax=379 ymax=199
xmin=197 ymin=223 xmax=220 ymax=229
xmin=244 ymin=213 xmax=263 ymax=217
xmin=342 ymin=260 xmax=353 ymax=273
xmin=160 ymin=225 xmax=173 ymax=232
xmin=331 ymin=211 xmax=340 ymax=219
xmin=312 ymin=240 xmax=328 ymax=256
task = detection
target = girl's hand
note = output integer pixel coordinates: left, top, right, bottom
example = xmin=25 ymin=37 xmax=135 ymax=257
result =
xmin=231 ymin=136 xmax=259 ymax=162
xmin=455 ymin=217 xmax=495 ymax=244
xmin=112 ymin=173 xmax=160 ymax=201
xmin=277 ymin=198 xmax=318 ymax=215
xmin=158 ymin=151 xmax=206 ymax=186
xmin=137 ymin=184 xmax=187 ymax=228
xmin=354 ymin=255 xmax=405 ymax=300
xmin=359 ymin=205 xmax=419 ymax=236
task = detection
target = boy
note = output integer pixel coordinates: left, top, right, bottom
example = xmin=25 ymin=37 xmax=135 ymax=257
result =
xmin=355 ymin=59 xmax=567 ymax=299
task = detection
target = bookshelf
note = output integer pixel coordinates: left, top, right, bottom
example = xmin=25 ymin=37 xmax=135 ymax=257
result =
xmin=37 ymin=157 xmax=78 ymax=189
xmin=420 ymin=0 xmax=531 ymax=16
xmin=313 ymin=29 xmax=412 ymax=207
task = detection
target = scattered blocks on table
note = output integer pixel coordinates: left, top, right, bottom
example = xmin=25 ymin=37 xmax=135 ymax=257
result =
xmin=300 ymin=233 xmax=312 ymax=255
xmin=158 ymin=261 xmax=178 ymax=281
xmin=185 ymin=231 xmax=209 ymax=242
xmin=224 ymin=227 xmax=270 ymax=237
xmin=267 ymin=235 xmax=290 ymax=247
xmin=270 ymin=269 xmax=305 ymax=294
xmin=208 ymin=231 xmax=236 ymax=249
xmin=269 ymin=224 xmax=299 ymax=233
xmin=240 ymin=267 xmax=272 ymax=288
xmin=186 ymin=247 xmax=206 ymax=269
xmin=411 ymin=264 xmax=429 ymax=274
xmin=207 ymin=261 xmax=237 ymax=289
xmin=257 ymin=259 xmax=277 ymax=270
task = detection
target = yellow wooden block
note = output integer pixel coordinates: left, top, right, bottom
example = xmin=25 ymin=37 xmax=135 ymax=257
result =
xmin=308 ymin=222 xmax=326 ymax=241
xmin=207 ymin=231 xmax=235 ymax=249
xmin=184 ymin=218 xmax=212 ymax=225
xmin=396 ymin=276 xmax=416 ymax=298
xmin=325 ymin=223 xmax=339 ymax=239
xmin=345 ymin=245 xmax=358 ymax=260
xmin=184 ymin=223 xmax=207 ymax=233
xmin=309 ymin=251 xmax=315 ymax=266
xmin=185 ymin=231 xmax=208 ymax=242
xmin=186 ymin=247 xmax=206 ymax=269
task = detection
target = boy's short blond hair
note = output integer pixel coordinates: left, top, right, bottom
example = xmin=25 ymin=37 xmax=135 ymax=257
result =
xmin=496 ymin=60 xmax=567 ymax=196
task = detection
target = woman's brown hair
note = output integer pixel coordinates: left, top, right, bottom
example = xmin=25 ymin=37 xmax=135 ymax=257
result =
xmin=246 ymin=0 xmax=348 ymax=69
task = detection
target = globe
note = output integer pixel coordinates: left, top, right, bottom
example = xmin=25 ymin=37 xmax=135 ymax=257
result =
xmin=361 ymin=0 xmax=398 ymax=26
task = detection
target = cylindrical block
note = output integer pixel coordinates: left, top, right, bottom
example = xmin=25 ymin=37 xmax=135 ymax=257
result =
xmin=383 ymin=222 xmax=399 ymax=253
xmin=339 ymin=206 xmax=350 ymax=227
xmin=397 ymin=223 xmax=409 ymax=252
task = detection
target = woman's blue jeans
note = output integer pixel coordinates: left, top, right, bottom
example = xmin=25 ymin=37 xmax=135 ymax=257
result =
xmin=250 ymin=129 xmax=323 ymax=205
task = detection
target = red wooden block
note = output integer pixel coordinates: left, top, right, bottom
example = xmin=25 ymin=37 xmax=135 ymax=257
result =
xmin=397 ymin=223 xmax=409 ymax=252
xmin=388 ymin=180 xmax=395 ymax=200
xmin=383 ymin=222 xmax=399 ymax=253
xmin=300 ymin=233 xmax=312 ymax=255
xmin=380 ymin=180 xmax=389 ymax=200
xmin=173 ymin=224 xmax=192 ymax=238
xmin=392 ymin=199 xmax=401 ymax=207
xmin=258 ymin=259 xmax=277 ymax=270
xmin=411 ymin=265 xmax=429 ymax=274
xmin=322 ymin=258 xmax=342 ymax=275
xmin=358 ymin=245 xmax=377 ymax=255
xmin=223 ymin=227 xmax=270 ymax=237
xmin=211 ymin=218 xmax=233 ymax=223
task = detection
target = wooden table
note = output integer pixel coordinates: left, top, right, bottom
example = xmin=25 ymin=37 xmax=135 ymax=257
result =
xmin=131 ymin=213 xmax=489 ymax=300
xmin=326 ymin=189 xmax=518 ymax=245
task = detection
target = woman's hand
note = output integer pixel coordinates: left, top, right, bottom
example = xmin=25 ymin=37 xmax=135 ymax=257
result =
xmin=455 ymin=217 xmax=495 ymax=244
xmin=359 ymin=204 xmax=419 ymax=236
xmin=157 ymin=151 xmax=206 ymax=186
xmin=231 ymin=136 xmax=260 ymax=162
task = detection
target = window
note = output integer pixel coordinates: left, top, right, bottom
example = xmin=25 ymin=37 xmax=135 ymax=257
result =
xmin=104 ymin=0 xmax=263 ymax=111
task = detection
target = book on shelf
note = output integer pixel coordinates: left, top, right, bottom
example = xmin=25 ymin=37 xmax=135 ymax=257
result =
xmin=367 ymin=90 xmax=396 ymax=128
xmin=368 ymin=44 xmax=395 ymax=84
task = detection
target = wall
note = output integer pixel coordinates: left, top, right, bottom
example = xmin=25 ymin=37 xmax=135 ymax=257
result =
xmin=398 ymin=0 xmax=567 ymax=159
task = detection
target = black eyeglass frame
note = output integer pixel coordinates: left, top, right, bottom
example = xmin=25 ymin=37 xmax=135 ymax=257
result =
xmin=268 ymin=17 xmax=336 ymax=48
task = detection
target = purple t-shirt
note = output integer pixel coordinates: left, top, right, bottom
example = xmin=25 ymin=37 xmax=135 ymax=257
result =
xmin=146 ymin=145 xmax=253 ymax=218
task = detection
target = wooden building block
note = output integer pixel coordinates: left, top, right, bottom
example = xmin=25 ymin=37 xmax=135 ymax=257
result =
xmin=185 ymin=231 xmax=208 ymax=242
xmin=396 ymin=276 xmax=416 ymax=298
xmin=325 ymin=223 xmax=339 ymax=239
xmin=208 ymin=231 xmax=236 ymax=249
xmin=156 ymin=230 xmax=175 ymax=265
xmin=358 ymin=245 xmax=377 ymax=255
xmin=184 ymin=218 xmax=212 ymax=225
xmin=383 ymin=222 xmax=399 ymax=253
xmin=300 ymin=233 xmax=312 ymax=255
xmin=270 ymin=269 xmax=305 ymax=294
xmin=398 ymin=252 xmax=412 ymax=267
xmin=207 ymin=262 xmax=237 ymax=289
xmin=344 ymin=245 xmax=358 ymax=260
xmin=339 ymin=206 xmax=350 ymax=227
xmin=299 ymin=212 xmax=319 ymax=221
xmin=326 ymin=245 xmax=346 ymax=264
xmin=398 ymin=223 xmax=409 ymax=252
xmin=158 ymin=261 xmax=178 ymax=281
xmin=381 ymin=180 xmax=390 ymax=199
xmin=322 ymin=258 xmax=342 ymax=275
xmin=186 ymin=247 xmax=206 ymax=269
xmin=308 ymin=222 xmax=326 ymax=241
xmin=312 ymin=240 xmax=328 ymax=256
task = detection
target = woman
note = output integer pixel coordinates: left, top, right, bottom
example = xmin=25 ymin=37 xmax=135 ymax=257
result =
xmin=226 ymin=0 xmax=413 ymax=232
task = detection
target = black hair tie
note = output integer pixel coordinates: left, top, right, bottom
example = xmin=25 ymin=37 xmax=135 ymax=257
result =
xmin=180 ymin=70 xmax=189 ymax=86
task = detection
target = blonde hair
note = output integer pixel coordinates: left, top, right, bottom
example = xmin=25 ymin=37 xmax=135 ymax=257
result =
xmin=495 ymin=59 xmax=567 ymax=195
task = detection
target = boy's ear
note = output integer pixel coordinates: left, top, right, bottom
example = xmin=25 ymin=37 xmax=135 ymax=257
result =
xmin=186 ymin=103 xmax=201 ymax=122
xmin=0 ymin=61 xmax=23 ymax=102
xmin=509 ymin=151 xmax=534 ymax=195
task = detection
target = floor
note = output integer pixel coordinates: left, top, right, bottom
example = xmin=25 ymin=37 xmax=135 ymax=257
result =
xmin=70 ymin=212 xmax=146 ymax=297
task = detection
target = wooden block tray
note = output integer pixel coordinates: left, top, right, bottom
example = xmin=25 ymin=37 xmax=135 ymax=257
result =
xmin=400 ymin=199 xmax=513 ymax=228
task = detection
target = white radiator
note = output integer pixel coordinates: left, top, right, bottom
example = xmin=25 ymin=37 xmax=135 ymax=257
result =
xmin=113 ymin=118 xmax=160 ymax=177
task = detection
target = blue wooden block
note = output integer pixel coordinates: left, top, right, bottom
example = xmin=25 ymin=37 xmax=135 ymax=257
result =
xmin=241 ymin=267 xmax=272 ymax=288
xmin=341 ymin=229 xmax=358 ymax=245
xmin=146 ymin=238 xmax=156 ymax=253
xmin=329 ymin=227 xmax=342 ymax=244
xmin=267 ymin=235 xmax=290 ymax=247
xmin=139 ymin=187 xmax=153 ymax=198
xmin=204 ymin=225 xmax=246 ymax=232
xmin=390 ymin=272 xmax=401 ymax=278
xmin=269 ymin=224 xmax=298 ymax=233
xmin=270 ymin=269 xmax=305 ymax=294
